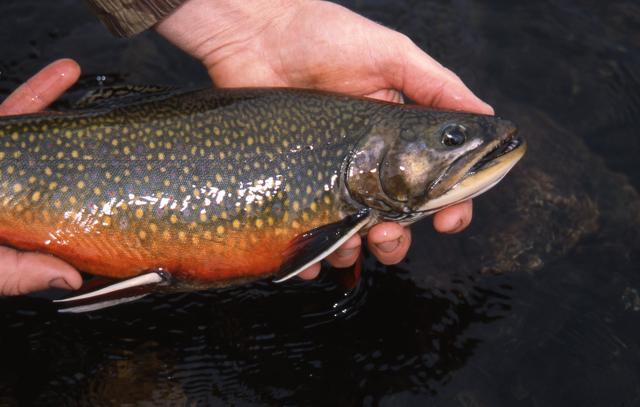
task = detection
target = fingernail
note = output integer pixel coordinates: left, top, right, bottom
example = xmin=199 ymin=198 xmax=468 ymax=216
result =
xmin=376 ymin=237 xmax=402 ymax=253
xmin=49 ymin=277 xmax=72 ymax=290
xmin=336 ymin=247 xmax=359 ymax=258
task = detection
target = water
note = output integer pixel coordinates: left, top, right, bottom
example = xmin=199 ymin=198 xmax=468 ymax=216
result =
xmin=1 ymin=0 xmax=639 ymax=405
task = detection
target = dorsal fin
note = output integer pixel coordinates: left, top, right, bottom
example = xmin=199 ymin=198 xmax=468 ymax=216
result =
xmin=73 ymin=85 xmax=178 ymax=109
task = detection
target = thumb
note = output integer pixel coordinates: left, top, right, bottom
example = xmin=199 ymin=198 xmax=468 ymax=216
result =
xmin=0 ymin=247 xmax=82 ymax=296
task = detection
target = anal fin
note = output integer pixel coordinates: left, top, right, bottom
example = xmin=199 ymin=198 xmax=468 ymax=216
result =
xmin=54 ymin=270 xmax=172 ymax=313
xmin=274 ymin=209 xmax=371 ymax=283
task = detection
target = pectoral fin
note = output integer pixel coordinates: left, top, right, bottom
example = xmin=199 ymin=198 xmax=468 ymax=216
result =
xmin=274 ymin=209 xmax=371 ymax=283
xmin=54 ymin=270 xmax=172 ymax=313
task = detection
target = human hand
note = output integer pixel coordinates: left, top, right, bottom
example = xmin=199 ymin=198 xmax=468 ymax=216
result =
xmin=0 ymin=59 xmax=83 ymax=295
xmin=157 ymin=0 xmax=494 ymax=278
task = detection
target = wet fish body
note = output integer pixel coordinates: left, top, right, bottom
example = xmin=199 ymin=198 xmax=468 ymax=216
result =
xmin=0 ymin=87 xmax=525 ymax=310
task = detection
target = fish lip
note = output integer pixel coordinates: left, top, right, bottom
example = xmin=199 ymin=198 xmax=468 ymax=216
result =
xmin=417 ymin=124 xmax=526 ymax=214
xmin=465 ymin=127 xmax=522 ymax=176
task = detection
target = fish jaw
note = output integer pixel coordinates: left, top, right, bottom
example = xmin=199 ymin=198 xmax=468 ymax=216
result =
xmin=419 ymin=131 xmax=526 ymax=214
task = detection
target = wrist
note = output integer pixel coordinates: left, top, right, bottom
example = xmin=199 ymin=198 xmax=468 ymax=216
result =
xmin=156 ymin=0 xmax=304 ymax=68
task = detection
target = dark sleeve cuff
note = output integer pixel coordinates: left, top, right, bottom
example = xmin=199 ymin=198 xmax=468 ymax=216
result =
xmin=86 ymin=0 xmax=187 ymax=37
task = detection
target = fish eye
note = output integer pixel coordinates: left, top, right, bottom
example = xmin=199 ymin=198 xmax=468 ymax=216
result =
xmin=441 ymin=124 xmax=467 ymax=147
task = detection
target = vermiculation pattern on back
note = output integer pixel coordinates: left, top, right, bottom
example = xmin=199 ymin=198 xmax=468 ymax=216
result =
xmin=0 ymin=88 xmax=379 ymax=283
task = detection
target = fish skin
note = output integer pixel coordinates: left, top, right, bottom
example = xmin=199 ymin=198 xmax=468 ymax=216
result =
xmin=0 ymin=87 xmax=517 ymax=288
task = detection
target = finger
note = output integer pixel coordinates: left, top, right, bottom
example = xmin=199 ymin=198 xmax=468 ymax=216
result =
xmin=432 ymin=200 xmax=473 ymax=233
xmin=386 ymin=35 xmax=493 ymax=115
xmin=365 ymin=89 xmax=404 ymax=104
xmin=0 ymin=58 xmax=81 ymax=116
xmin=0 ymin=247 xmax=82 ymax=296
xmin=325 ymin=234 xmax=361 ymax=268
xmin=366 ymin=223 xmax=412 ymax=265
xmin=297 ymin=262 xmax=322 ymax=280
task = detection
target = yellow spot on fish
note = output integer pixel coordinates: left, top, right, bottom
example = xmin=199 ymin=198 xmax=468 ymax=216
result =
xmin=158 ymin=152 xmax=165 ymax=160
xmin=255 ymin=219 xmax=264 ymax=228
xmin=71 ymin=150 xmax=79 ymax=158
xmin=102 ymin=217 xmax=111 ymax=227
xmin=163 ymin=230 xmax=171 ymax=240
xmin=199 ymin=212 xmax=207 ymax=222
xmin=139 ymin=230 xmax=147 ymax=240
xmin=13 ymin=183 xmax=22 ymax=193
xmin=310 ymin=202 xmax=318 ymax=212
xmin=0 ymin=152 xmax=4 ymax=160
xmin=267 ymin=216 xmax=274 ymax=226
xmin=232 ymin=219 xmax=241 ymax=229
xmin=164 ymin=179 xmax=171 ymax=187
xmin=111 ymin=139 xmax=118 ymax=146
xmin=292 ymin=201 xmax=300 ymax=211
xmin=44 ymin=167 xmax=52 ymax=176
xmin=203 ymin=231 xmax=212 ymax=240
xmin=170 ymin=214 xmax=178 ymax=224
xmin=123 ymin=146 xmax=131 ymax=155
xmin=11 ymin=132 xmax=18 ymax=141
xmin=135 ymin=208 xmax=144 ymax=219
xmin=216 ymin=225 xmax=225 ymax=235
xmin=54 ymin=200 xmax=62 ymax=209
xmin=28 ymin=176 xmax=36 ymax=184
xmin=7 ymin=166 xmax=14 ymax=175
xmin=178 ymin=231 xmax=186 ymax=242
xmin=93 ymin=187 xmax=101 ymax=195
xmin=247 ymin=137 xmax=254 ymax=146
xmin=149 ymin=223 xmax=158 ymax=233
xmin=292 ymin=220 xmax=300 ymax=229
xmin=69 ymin=196 xmax=77 ymax=204
xmin=77 ymin=181 xmax=85 ymax=189
xmin=215 ymin=174 xmax=222 ymax=183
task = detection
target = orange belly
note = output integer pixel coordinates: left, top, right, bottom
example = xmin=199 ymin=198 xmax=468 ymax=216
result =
xmin=0 ymin=206 xmax=337 ymax=284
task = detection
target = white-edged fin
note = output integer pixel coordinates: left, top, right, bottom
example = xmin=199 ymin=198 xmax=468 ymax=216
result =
xmin=54 ymin=271 xmax=170 ymax=313
xmin=274 ymin=209 xmax=371 ymax=283
xmin=58 ymin=295 xmax=149 ymax=314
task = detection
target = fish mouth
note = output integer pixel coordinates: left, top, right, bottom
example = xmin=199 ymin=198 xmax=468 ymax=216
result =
xmin=420 ymin=125 xmax=526 ymax=214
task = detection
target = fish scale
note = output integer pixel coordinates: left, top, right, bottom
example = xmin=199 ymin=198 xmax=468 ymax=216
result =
xmin=0 ymin=86 xmax=525 ymax=310
xmin=0 ymin=88 xmax=378 ymax=285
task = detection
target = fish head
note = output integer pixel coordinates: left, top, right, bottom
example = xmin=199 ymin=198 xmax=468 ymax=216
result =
xmin=345 ymin=107 xmax=526 ymax=224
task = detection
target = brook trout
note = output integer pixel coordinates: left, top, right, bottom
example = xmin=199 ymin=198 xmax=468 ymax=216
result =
xmin=0 ymin=86 xmax=525 ymax=311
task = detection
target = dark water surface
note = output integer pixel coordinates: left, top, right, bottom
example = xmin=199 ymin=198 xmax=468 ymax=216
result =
xmin=1 ymin=1 xmax=639 ymax=405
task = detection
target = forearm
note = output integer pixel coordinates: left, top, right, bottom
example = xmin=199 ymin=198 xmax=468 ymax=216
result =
xmin=86 ymin=0 xmax=187 ymax=37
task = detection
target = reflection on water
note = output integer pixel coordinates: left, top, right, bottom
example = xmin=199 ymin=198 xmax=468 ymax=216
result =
xmin=1 ymin=0 xmax=639 ymax=405
xmin=1 ymin=264 xmax=514 ymax=405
